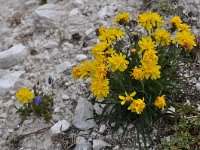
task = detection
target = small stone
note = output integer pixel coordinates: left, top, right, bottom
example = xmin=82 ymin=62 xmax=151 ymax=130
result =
xmin=14 ymin=79 xmax=33 ymax=90
xmin=75 ymin=54 xmax=87 ymax=61
xmin=113 ymin=145 xmax=120 ymax=150
xmin=0 ymin=70 xmax=25 ymax=95
xmin=93 ymin=139 xmax=111 ymax=150
xmin=56 ymin=61 xmax=74 ymax=74
xmin=98 ymin=6 xmax=114 ymax=19
xmin=93 ymin=103 xmax=104 ymax=115
xmin=74 ymin=136 xmax=91 ymax=150
xmin=0 ymin=113 xmax=7 ymax=118
xmin=54 ymin=106 xmax=60 ymax=113
xmin=197 ymin=104 xmax=200 ymax=112
xmin=167 ymin=106 xmax=175 ymax=114
xmin=44 ymin=40 xmax=58 ymax=49
xmin=3 ymin=100 xmax=13 ymax=108
xmin=24 ymin=119 xmax=33 ymax=125
xmin=62 ymin=94 xmax=70 ymax=100
xmin=69 ymin=8 xmax=80 ymax=16
xmin=50 ymin=120 xmax=70 ymax=135
xmin=99 ymin=124 xmax=107 ymax=134
xmin=0 ymin=44 xmax=27 ymax=69
xmin=73 ymin=98 xmax=96 ymax=130
xmin=35 ymin=4 xmax=66 ymax=28
xmin=196 ymin=83 xmax=200 ymax=92
xmin=85 ymin=29 xmax=94 ymax=36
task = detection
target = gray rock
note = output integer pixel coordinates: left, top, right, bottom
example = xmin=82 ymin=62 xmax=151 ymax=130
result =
xmin=98 ymin=6 xmax=114 ymax=19
xmin=0 ymin=70 xmax=25 ymax=95
xmin=0 ymin=44 xmax=27 ymax=69
xmin=73 ymin=98 xmax=96 ymax=130
xmin=75 ymin=54 xmax=88 ymax=61
xmin=56 ymin=61 xmax=74 ymax=74
xmin=14 ymin=79 xmax=33 ymax=90
xmin=74 ymin=136 xmax=91 ymax=150
xmin=62 ymin=94 xmax=70 ymax=100
xmin=69 ymin=8 xmax=80 ymax=16
xmin=196 ymin=83 xmax=200 ymax=92
xmin=50 ymin=120 xmax=70 ymax=135
xmin=35 ymin=4 xmax=66 ymax=28
xmin=44 ymin=40 xmax=58 ymax=49
xmin=93 ymin=139 xmax=111 ymax=150
xmin=99 ymin=124 xmax=107 ymax=134
xmin=72 ymin=0 xmax=86 ymax=7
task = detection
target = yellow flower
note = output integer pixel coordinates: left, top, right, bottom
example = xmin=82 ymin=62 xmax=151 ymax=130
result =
xmin=175 ymin=31 xmax=196 ymax=51
xmin=138 ymin=36 xmax=156 ymax=54
xmin=72 ymin=60 xmax=92 ymax=79
xmin=72 ymin=66 xmax=81 ymax=79
xmin=94 ymin=63 xmax=108 ymax=79
xmin=128 ymin=98 xmax=146 ymax=114
xmin=137 ymin=11 xmax=165 ymax=30
xmin=141 ymin=49 xmax=158 ymax=65
xmin=90 ymin=77 xmax=109 ymax=100
xmin=141 ymin=63 xmax=161 ymax=80
xmin=177 ymin=23 xmax=191 ymax=32
xmin=170 ymin=16 xmax=182 ymax=28
xmin=131 ymin=48 xmax=137 ymax=54
xmin=16 ymin=88 xmax=35 ymax=104
xmin=108 ymin=53 xmax=129 ymax=72
xmin=114 ymin=12 xmax=130 ymax=24
xmin=91 ymin=42 xmax=110 ymax=58
xmin=154 ymin=95 xmax=166 ymax=110
xmin=98 ymin=27 xmax=124 ymax=44
xmin=119 ymin=91 xmax=136 ymax=105
xmin=131 ymin=66 xmax=144 ymax=80
xmin=153 ymin=28 xmax=171 ymax=46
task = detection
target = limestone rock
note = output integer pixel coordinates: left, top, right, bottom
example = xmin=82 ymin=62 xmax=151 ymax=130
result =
xmin=35 ymin=4 xmax=66 ymax=28
xmin=50 ymin=120 xmax=70 ymax=135
xmin=75 ymin=54 xmax=87 ymax=61
xmin=0 ymin=44 xmax=27 ymax=69
xmin=93 ymin=139 xmax=111 ymax=150
xmin=73 ymin=98 xmax=96 ymax=130
xmin=0 ymin=70 xmax=25 ymax=95
xmin=56 ymin=61 xmax=74 ymax=74
xmin=74 ymin=136 xmax=91 ymax=150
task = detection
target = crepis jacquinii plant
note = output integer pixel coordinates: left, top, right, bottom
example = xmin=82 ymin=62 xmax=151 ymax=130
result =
xmin=72 ymin=11 xmax=196 ymax=147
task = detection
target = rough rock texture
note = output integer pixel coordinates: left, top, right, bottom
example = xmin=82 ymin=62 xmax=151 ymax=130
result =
xmin=73 ymin=98 xmax=96 ymax=130
xmin=0 ymin=44 xmax=27 ymax=69
xmin=0 ymin=0 xmax=199 ymax=149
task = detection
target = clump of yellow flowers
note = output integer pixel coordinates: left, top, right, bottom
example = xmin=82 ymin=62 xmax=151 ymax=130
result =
xmin=72 ymin=11 xmax=196 ymax=139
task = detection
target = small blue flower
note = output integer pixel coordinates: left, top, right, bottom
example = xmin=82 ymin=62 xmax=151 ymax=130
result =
xmin=35 ymin=95 xmax=42 ymax=106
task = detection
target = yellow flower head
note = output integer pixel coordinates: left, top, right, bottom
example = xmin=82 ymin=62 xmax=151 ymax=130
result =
xmin=90 ymin=77 xmax=109 ymax=100
xmin=141 ymin=63 xmax=161 ymax=80
xmin=137 ymin=12 xmax=165 ymax=30
xmin=108 ymin=53 xmax=129 ymax=72
xmin=153 ymin=28 xmax=171 ymax=46
xmin=170 ymin=16 xmax=182 ymax=28
xmin=91 ymin=42 xmax=110 ymax=58
xmin=98 ymin=27 xmax=124 ymax=44
xmin=128 ymin=98 xmax=146 ymax=114
xmin=114 ymin=12 xmax=130 ymax=24
xmin=131 ymin=66 xmax=144 ymax=80
xmin=175 ymin=31 xmax=196 ymax=51
xmin=72 ymin=60 xmax=92 ymax=79
xmin=177 ymin=23 xmax=191 ymax=32
xmin=154 ymin=95 xmax=166 ymax=110
xmin=72 ymin=66 xmax=81 ymax=79
xmin=16 ymin=88 xmax=35 ymax=104
xmin=119 ymin=91 xmax=136 ymax=105
xmin=141 ymin=49 xmax=158 ymax=65
xmin=138 ymin=36 xmax=156 ymax=54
